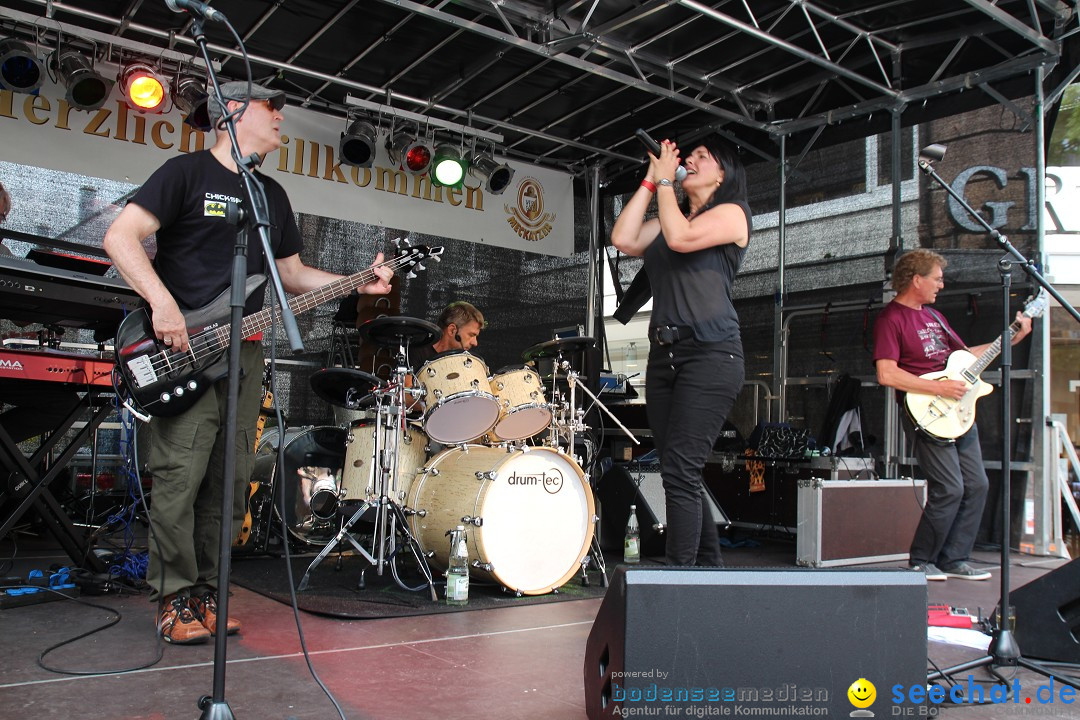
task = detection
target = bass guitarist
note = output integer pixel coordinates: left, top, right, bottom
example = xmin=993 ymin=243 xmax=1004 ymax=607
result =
xmin=104 ymin=81 xmax=392 ymax=644
xmin=873 ymin=249 xmax=1030 ymax=582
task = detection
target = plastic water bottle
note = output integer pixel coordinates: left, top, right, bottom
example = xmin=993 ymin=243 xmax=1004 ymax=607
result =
xmin=624 ymin=505 xmax=641 ymax=563
xmin=446 ymin=525 xmax=469 ymax=605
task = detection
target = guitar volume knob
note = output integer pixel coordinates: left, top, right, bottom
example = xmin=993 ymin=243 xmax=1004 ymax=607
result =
xmin=187 ymin=380 xmax=197 ymax=391
xmin=174 ymin=386 xmax=185 ymax=396
xmin=160 ymin=393 xmax=171 ymax=403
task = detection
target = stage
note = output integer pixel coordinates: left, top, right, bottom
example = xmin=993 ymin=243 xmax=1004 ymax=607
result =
xmin=1 ymin=532 xmax=1075 ymax=720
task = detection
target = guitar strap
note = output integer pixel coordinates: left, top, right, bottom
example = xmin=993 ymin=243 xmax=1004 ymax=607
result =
xmin=924 ymin=307 xmax=968 ymax=352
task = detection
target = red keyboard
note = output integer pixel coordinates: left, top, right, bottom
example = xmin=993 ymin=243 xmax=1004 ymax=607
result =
xmin=0 ymin=348 xmax=115 ymax=388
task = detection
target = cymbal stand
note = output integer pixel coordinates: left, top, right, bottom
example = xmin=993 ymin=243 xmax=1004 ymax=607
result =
xmin=554 ymin=359 xmax=640 ymax=588
xmin=297 ymin=347 xmax=436 ymax=600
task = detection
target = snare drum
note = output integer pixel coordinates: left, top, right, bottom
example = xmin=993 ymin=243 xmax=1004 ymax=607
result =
xmin=341 ymin=422 xmax=428 ymax=504
xmin=418 ymin=351 xmax=500 ymax=444
xmin=406 ymin=445 xmax=595 ymax=595
xmin=249 ymin=426 xmax=346 ymax=546
xmin=489 ymin=366 xmax=552 ymax=441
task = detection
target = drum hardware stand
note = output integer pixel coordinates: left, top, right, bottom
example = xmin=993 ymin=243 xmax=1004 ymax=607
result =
xmin=297 ymin=348 xmax=437 ymax=601
xmin=551 ymin=360 xmax=639 ymax=589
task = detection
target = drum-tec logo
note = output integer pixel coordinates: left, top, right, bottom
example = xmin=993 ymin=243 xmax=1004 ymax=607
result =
xmin=504 ymin=176 xmax=556 ymax=242
xmin=507 ymin=467 xmax=565 ymax=494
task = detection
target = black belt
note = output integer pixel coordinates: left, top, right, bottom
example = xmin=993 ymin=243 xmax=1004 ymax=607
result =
xmin=649 ymin=325 xmax=693 ymax=346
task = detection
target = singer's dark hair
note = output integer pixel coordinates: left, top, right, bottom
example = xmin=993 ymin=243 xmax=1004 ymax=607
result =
xmin=681 ymin=135 xmax=748 ymax=214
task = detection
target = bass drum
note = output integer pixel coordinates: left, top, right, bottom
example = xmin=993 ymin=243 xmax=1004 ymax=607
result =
xmin=406 ymin=445 xmax=595 ymax=595
xmin=250 ymin=426 xmax=346 ymax=546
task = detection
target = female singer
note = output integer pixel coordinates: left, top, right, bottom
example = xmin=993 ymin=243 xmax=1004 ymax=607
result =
xmin=610 ymin=135 xmax=751 ymax=566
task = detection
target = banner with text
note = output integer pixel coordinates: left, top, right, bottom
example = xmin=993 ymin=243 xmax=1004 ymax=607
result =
xmin=0 ymin=85 xmax=574 ymax=257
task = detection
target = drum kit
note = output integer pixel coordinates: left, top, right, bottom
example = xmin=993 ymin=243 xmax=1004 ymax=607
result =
xmin=251 ymin=317 xmax=635 ymax=597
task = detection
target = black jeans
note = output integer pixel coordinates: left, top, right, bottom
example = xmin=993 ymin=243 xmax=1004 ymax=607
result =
xmin=902 ymin=414 xmax=989 ymax=568
xmin=646 ymin=337 xmax=743 ymax=566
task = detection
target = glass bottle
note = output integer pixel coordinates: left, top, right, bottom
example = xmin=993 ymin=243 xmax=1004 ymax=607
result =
xmin=624 ymin=505 xmax=641 ymax=563
xmin=446 ymin=525 xmax=470 ymax=605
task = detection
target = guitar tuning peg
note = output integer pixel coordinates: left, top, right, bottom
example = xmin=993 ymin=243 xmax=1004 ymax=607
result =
xmin=392 ymin=238 xmax=402 ymax=247
xmin=406 ymin=271 xmax=417 ymax=279
xmin=415 ymin=263 xmax=425 ymax=271
xmin=430 ymin=254 xmax=442 ymax=262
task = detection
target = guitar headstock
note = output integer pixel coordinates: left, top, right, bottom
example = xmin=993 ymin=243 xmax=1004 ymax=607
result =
xmin=1022 ymin=289 xmax=1049 ymax=319
xmin=392 ymin=240 xmax=445 ymax=279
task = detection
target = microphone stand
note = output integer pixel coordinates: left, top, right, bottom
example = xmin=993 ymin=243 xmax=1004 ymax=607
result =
xmin=185 ymin=13 xmax=306 ymax=720
xmin=918 ymin=150 xmax=1080 ymax=694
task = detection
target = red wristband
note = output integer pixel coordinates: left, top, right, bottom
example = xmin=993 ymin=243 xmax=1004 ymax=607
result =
xmin=640 ymin=179 xmax=657 ymax=193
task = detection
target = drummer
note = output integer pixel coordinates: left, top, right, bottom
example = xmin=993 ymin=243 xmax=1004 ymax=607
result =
xmin=409 ymin=301 xmax=485 ymax=368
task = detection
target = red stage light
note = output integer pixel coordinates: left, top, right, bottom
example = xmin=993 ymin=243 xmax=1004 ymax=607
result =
xmin=404 ymin=145 xmax=432 ymax=173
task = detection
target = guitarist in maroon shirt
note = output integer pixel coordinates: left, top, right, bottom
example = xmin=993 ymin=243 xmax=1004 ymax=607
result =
xmin=873 ymin=249 xmax=1031 ymax=582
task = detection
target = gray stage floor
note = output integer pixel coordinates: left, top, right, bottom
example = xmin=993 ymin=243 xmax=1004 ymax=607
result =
xmin=0 ymin=533 xmax=1076 ymax=720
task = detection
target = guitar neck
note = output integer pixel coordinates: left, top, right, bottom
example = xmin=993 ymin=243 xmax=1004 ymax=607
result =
xmin=239 ymin=266 xmax=378 ymax=338
xmin=966 ymin=318 xmax=1023 ymax=379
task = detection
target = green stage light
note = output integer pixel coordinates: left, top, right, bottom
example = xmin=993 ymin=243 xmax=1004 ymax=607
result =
xmin=431 ymin=144 xmax=467 ymax=188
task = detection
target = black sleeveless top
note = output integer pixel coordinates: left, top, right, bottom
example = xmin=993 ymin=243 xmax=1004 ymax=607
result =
xmin=643 ymin=201 xmax=751 ymax=346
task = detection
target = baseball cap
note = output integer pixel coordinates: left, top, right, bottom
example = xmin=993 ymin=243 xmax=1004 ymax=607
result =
xmin=207 ymin=81 xmax=286 ymax=128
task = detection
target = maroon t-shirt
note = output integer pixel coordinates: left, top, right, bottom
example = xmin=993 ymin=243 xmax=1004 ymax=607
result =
xmin=872 ymin=300 xmax=966 ymax=376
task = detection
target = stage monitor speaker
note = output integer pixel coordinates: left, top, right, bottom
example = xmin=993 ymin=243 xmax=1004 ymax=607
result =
xmin=584 ymin=566 xmax=927 ymax=719
xmin=1008 ymin=557 xmax=1080 ymax=663
xmin=597 ymin=464 xmax=728 ymax=556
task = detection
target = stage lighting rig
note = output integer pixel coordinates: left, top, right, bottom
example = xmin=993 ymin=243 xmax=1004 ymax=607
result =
xmin=339 ymin=119 xmax=377 ymax=168
xmin=469 ymin=150 xmax=515 ymax=195
xmin=387 ymin=127 xmax=433 ymax=175
xmin=0 ymin=38 xmax=45 ymax=93
xmin=431 ymin=143 xmax=468 ymax=188
xmin=120 ymin=60 xmax=169 ymax=113
xmin=174 ymin=75 xmax=210 ymax=130
xmin=53 ymin=49 xmax=112 ymax=111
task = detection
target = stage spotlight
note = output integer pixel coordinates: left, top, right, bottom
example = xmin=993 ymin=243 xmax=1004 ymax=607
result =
xmin=174 ymin=75 xmax=210 ymax=131
xmin=387 ymin=129 xmax=433 ymax=175
xmin=431 ymin=144 xmax=467 ymax=188
xmin=54 ymin=50 xmax=112 ymax=111
xmin=469 ymin=151 xmax=515 ymax=195
xmin=120 ymin=61 xmax=169 ymax=113
xmin=339 ymin=119 xmax=377 ymax=168
xmin=0 ymin=39 xmax=45 ymax=93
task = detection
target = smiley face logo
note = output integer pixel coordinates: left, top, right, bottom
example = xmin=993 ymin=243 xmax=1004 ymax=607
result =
xmin=847 ymin=678 xmax=876 ymax=714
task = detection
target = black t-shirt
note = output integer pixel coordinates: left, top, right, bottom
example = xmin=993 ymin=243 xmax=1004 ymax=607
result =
xmin=131 ymin=150 xmax=302 ymax=315
xmin=644 ymin=200 xmax=751 ymax=347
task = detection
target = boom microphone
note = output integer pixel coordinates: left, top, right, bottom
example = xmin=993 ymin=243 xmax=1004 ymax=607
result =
xmin=165 ymin=0 xmax=225 ymax=22
xmin=634 ymin=128 xmax=687 ymax=182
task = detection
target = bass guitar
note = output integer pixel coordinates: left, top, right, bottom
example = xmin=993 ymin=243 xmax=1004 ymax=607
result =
xmin=904 ymin=290 xmax=1048 ymax=440
xmin=115 ymin=244 xmax=442 ymax=417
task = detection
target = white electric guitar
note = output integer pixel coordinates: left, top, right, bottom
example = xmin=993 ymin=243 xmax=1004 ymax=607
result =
xmin=904 ymin=290 xmax=1048 ymax=441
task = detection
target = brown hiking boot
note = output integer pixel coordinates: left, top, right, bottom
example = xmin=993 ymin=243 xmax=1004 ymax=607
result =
xmin=159 ymin=591 xmax=211 ymax=644
xmin=192 ymin=589 xmax=241 ymax=636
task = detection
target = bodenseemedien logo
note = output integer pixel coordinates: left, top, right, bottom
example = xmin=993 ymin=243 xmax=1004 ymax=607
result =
xmin=848 ymin=678 xmax=877 ymax=717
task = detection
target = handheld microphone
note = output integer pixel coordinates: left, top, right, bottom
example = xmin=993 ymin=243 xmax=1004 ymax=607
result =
xmin=165 ymin=0 xmax=225 ymax=22
xmin=634 ymin=129 xmax=687 ymax=182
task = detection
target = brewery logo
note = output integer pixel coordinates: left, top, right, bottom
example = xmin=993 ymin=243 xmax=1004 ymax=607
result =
xmin=505 ymin=176 xmax=556 ymax=242
xmin=507 ymin=467 xmax=565 ymax=494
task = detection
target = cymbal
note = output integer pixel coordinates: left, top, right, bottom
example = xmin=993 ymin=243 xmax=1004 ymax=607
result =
xmin=522 ymin=336 xmax=596 ymax=361
xmin=309 ymin=367 xmax=381 ymax=409
xmin=358 ymin=315 xmax=440 ymax=348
